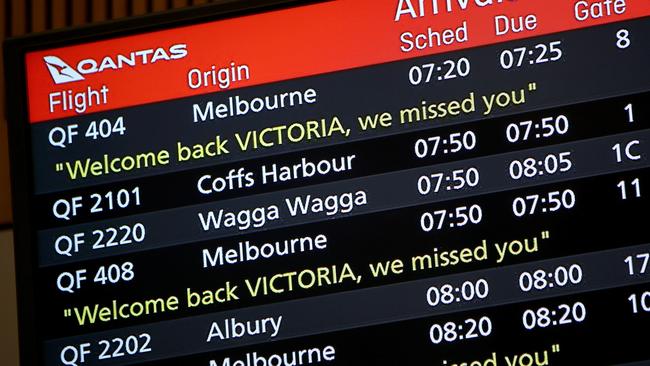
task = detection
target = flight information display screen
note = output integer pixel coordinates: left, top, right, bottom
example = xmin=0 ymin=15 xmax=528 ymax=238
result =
xmin=5 ymin=0 xmax=650 ymax=365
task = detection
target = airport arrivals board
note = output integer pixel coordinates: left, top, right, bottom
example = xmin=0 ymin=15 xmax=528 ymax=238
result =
xmin=5 ymin=0 xmax=650 ymax=365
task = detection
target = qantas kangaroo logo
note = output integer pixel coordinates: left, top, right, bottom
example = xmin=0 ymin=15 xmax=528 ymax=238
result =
xmin=43 ymin=56 xmax=85 ymax=84
xmin=42 ymin=44 xmax=188 ymax=85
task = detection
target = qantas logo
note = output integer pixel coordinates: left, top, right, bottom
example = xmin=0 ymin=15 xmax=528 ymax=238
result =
xmin=44 ymin=56 xmax=85 ymax=84
xmin=43 ymin=44 xmax=188 ymax=84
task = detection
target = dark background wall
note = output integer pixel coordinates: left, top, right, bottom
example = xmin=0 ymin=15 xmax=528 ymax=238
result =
xmin=0 ymin=1 xmax=228 ymax=365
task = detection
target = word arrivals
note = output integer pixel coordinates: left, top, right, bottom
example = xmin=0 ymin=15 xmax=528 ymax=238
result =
xmin=209 ymin=346 xmax=336 ymax=366
xmin=206 ymin=316 xmax=282 ymax=342
xmin=202 ymin=234 xmax=328 ymax=268
xmin=395 ymin=0 xmax=505 ymax=21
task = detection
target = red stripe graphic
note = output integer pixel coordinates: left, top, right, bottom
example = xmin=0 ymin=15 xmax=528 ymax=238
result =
xmin=25 ymin=0 xmax=650 ymax=123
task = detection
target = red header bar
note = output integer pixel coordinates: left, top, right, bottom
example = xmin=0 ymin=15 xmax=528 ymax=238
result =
xmin=25 ymin=0 xmax=650 ymax=123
